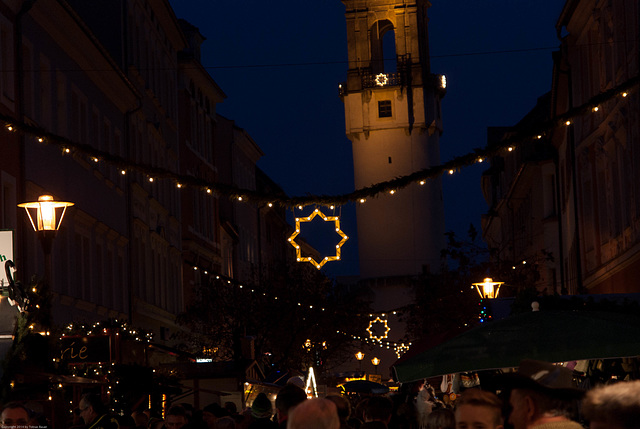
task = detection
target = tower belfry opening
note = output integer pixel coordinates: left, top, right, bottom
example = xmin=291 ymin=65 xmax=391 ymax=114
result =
xmin=371 ymin=20 xmax=396 ymax=74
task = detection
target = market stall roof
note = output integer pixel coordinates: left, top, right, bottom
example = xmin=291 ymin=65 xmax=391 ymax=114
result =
xmin=392 ymin=310 xmax=640 ymax=383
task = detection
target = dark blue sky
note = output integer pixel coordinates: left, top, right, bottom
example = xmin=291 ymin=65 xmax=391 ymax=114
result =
xmin=169 ymin=0 xmax=566 ymax=278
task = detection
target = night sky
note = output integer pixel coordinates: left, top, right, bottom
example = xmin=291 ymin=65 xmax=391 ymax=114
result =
xmin=168 ymin=0 xmax=566 ymax=278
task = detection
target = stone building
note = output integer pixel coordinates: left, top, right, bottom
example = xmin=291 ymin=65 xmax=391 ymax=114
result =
xmin=0 ymin=0 xmax=291 ymax=352
xmin=481 ymin=0 xmax=639 ymax=295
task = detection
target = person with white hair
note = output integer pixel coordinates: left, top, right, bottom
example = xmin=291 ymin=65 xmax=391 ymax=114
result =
xmin=582 ymin=380 xmax=640 ymax=429
xmin=287 ymin=398 xmax=339 ymax=429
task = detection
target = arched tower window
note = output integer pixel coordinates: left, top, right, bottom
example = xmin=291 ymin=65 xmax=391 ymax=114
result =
xmin=370 ymin=20 xmax=396 ymax=75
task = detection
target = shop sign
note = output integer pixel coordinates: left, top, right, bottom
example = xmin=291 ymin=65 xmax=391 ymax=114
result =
xmin=60 ymin=335 xmax=111 ymax=364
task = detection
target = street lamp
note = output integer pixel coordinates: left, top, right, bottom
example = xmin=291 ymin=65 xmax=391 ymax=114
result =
xmin=18 ymin=195 xmax=74 ymax=284
xmin=472 ymin=278 xmax=504 ymax=299
xmin=355 ymin=351 xmax=364 ymax=372
xmin=371 ymin=357 xmax=380 ymax=374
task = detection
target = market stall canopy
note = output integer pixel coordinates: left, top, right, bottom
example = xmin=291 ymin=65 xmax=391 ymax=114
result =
xmin=393 ymin=310 xmax=640 ymax=383
xmin=342 ymin=380 xmax=390 ymax=394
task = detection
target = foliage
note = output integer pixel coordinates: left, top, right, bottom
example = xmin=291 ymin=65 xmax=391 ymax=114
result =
xmin=405 ymin=224 xmax=546 ymax=341
xmin=175 ymin=262 xmax=370 ymax=373
xmin=0 ymin=275 xmax=56 ymax=402
xmin=404 ymin=226 xmax=488 ymax=341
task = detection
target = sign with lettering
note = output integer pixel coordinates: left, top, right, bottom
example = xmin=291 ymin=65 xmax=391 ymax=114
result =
xmin=0 ymin=230 xmax=14 ymax=287
xmin=60 ymin=335 xmax=111 ymax=364
xmin=368 ymin=374 xmax=382 ymax=383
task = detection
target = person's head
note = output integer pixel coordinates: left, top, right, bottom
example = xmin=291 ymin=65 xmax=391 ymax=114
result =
xmin=165 ymin=405 xmax=189 ymax=429
xmin=119 ymin=414 xmax=136 ymax=429
xmin=79 ymin=393 xmax=108 ymax=424
xmin=426 ymin=408 xmax=455 ymax=429
xmin=508 ymin=387 xmax=579 ymax=429
xmin=251 ymin=393 xmax=273 ymax=420
xmin=214 ymin=416 xmax=236 ymax=429
xmin=354 ymin=398 xmax=368 ymax=422
xmin=325 ymin=395 xmax=351 ymax=422
xmin=287 ymin=376 xmax=305 ymax=389
xmin=275 ymin=384 xmax=307 ymax=422
xmin=224 ymin=402 xmax=237 ymax=415
xmin=148 ymin=417 xmax=164 ymax=429
xmin=287 ymin=398 xmax=339 ymax=429
xmin=363 ymin=395 xmax=393 ymax=424
xmin=582 ymin=380 xmax=640 ymax=429
xmin=202 ymin=403 xmax=224 ymax=428
xmin=454 ymin=389 xmax=503 ymax=429
xmin=132 ymin=409 xmax=150 ymax=428
xmin=0 ymin=403 xmax=29 ymax=428
xmin=497 ymin=360 xmax=583 ymax=429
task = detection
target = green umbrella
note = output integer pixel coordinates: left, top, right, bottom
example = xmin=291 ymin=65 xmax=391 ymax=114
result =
xmin=393 ymin=310 xmax=640 ymax=383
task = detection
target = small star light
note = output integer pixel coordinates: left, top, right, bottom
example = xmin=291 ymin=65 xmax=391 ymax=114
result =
xmin=367 ymin=317 xmax=390 ymax=342
xmin=394 ymin=342 xmax=411 ymax=358
xmin=287 ymin=209 xmax=349 ymax=270
xmin=375 ymin=73 xmax=389 ymax=86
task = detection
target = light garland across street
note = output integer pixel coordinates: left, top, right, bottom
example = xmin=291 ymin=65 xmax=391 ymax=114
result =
xmin=0 ymin=74 xmax=634 ymax=209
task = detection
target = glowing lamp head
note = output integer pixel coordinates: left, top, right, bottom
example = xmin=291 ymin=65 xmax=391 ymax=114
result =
xmin=18 ymin=195 xmax=74 ymax=232
xmin=355 ymin=351 xmax=365 ymax=361
xmin=472 ymin=277 xmax=504 ymax=299
xmin=371 ymin=357 xmax=380 ymax=366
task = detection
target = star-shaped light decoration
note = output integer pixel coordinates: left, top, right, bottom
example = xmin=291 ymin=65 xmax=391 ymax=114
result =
xmin=288 ymin=208 xmax=349 ymax=270
xmin=366 ymin=316 xmax=390 ymax=342
xmin=394 ymin=342 xmax=411 ymax=358
xmin=375 ymin=73 xmax=389 ymax=86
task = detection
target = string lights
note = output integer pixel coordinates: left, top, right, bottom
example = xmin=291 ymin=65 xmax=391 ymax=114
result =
xmin=0 ymin=74 xmax=634 ymax=210
xmin=337 ymin=329 xmax=412 ymax=358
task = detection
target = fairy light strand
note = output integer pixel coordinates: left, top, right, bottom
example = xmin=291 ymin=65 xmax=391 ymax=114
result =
xmin=0 ymin=74 xmax=635 ymax=208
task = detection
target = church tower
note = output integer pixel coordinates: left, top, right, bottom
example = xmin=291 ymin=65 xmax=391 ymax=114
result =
xmin=340 ymin=0 xmax=446 ymax=280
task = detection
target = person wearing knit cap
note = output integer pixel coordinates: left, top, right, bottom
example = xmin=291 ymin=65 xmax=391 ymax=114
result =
xmin=286 ymin=376 xmax=305 ymax=390
xmin=248 ymin=393 xmax=278 ymax=429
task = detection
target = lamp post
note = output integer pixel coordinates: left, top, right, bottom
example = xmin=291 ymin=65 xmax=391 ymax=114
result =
xmin=18 ymin=195 xmax=74 ymax=285
xmin=371 ymin=357 xmax=380 ymax=375
xmin=472 ymin=278 xmax=504 ymax=300
xmin=355 ymin=351 xmax=364 ymax=372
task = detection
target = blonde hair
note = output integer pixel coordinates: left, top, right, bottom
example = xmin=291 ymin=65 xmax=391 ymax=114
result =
xmin=455 ymin=389 xmax=503 ymax=426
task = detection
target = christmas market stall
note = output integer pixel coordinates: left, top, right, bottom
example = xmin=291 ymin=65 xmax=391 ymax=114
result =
xmin=392 ymin=308 xmax=640 ymax=384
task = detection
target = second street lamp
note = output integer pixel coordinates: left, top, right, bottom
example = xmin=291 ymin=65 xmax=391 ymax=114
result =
xmin=472 ymin=278 xmax=504 ymax=300
xmin=355 ymin=351 xmax=364 ymax=372
xmin=371 ymin=357 xmax=380 ymax=374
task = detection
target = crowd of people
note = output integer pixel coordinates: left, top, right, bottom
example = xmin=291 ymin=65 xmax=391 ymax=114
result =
xmin=2 ymin=360 xmax=640 ymax=429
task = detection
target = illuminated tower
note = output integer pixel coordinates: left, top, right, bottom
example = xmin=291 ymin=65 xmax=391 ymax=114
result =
xmin=340 ymin=0 xmax=446 ymax=279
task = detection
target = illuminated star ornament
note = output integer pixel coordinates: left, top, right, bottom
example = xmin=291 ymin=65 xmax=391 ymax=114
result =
xmin=367 ymin=316 xmax=390 ymax=342
xmin=375 ymin=73 xmax=389 ymax=86
xmin=288 ymin=209 xmax=349 ymax=269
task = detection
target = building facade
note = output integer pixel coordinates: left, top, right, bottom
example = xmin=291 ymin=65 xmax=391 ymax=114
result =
xmin=481 ymin=0 xmax=639 ymax=295
xmin=0 ymin=0 xmax=291 ymax=353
